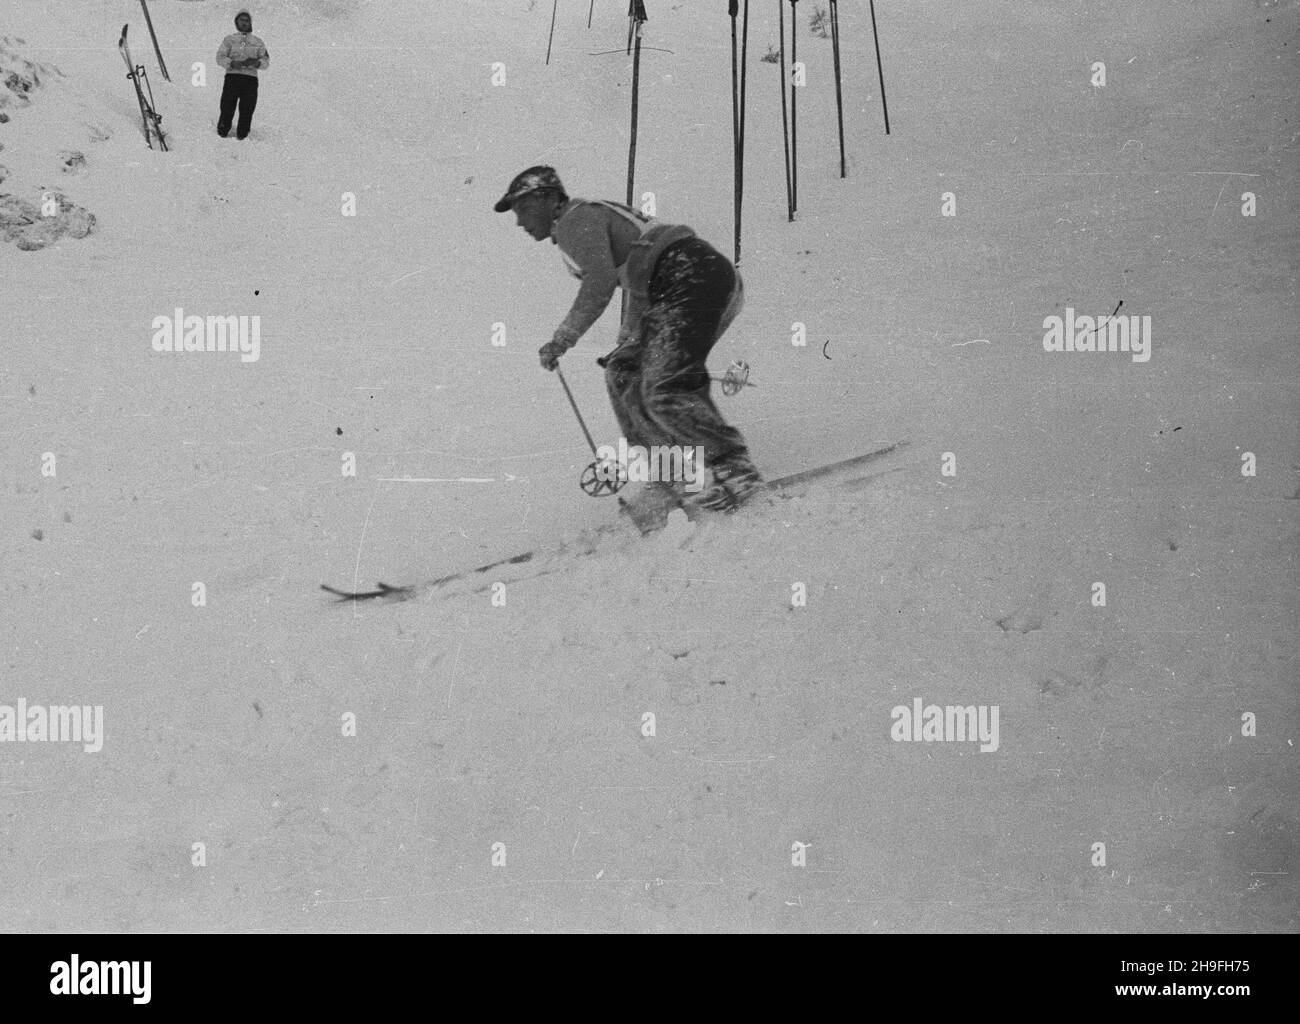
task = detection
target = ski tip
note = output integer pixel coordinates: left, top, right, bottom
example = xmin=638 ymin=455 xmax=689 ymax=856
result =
xmin=321 ymin=583 xmax=376 ymax=601
xmin=320 ymin=582 xmax=415 ymax=603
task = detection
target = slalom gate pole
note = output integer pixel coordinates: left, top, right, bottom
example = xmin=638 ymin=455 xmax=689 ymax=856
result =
xmin=139 ymin=0 xmax=170 ymax=81
xmin=627 ymin=0 xmax=647 ymax=206
xmin=777 ymin=0 xmax=793 ymax=221
xmin=738 ymin=0 xmax=749 ymax=262
xmin=789 ymin=0 xmax=798 ymax=213
xmin=730 ymin=1 xmax=740 ymax=264
xmin=869 ymin=0 xmax=890 ymax=134
xmin=830 ymin=0 xmax=845 ymax=176
xmin=546 ymin=0 xmax=558 ymax=64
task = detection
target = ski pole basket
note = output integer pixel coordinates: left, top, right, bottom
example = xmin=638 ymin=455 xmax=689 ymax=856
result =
xmin=554 ymin=365 xmax=628 ymax=497
xmin=715 ymin=359 xmax=754 ymax=396
xmin=580 ymin=458 xmax=628 ymax=497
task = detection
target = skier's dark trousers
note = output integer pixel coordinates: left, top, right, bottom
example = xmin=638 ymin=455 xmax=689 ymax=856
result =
xmin=603 ymin=237 xmax=749 ymax=473
xmin=217 ymin=74 xmax=258 ymax=140
xmin=215 ymin=8 xmax=270 ymax=140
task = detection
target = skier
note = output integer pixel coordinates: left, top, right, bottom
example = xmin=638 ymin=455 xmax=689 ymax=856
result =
xmin=494 ymin=166 xmax=763 ymax=519
xmin=215 ymin=8 xmax=269 ymax=140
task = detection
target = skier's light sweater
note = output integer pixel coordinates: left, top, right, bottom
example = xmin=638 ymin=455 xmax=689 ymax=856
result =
xmin=550 ymin=199 xmax=695 ymax=349
xmin=217 ymin=20 xmax=270 ymax=77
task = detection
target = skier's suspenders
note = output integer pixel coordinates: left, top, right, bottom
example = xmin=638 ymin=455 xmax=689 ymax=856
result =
xmin=558 ymin=199 xmax=657 ymax=283
xmin=588 ymin=200 xmax=738 ymax=320
xmin=591 ymin=199 xmax=655 ymax=233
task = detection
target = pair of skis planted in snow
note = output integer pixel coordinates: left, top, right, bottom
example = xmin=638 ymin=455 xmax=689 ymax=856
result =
xmin=119 ymin=24 xmax=167 ymax=151
xmin=321 ymin=441 xmax=910 ymax=604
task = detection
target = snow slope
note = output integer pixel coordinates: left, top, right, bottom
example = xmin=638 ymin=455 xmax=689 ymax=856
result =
xmin=1 ymin=0 xmax=1296 ymax=931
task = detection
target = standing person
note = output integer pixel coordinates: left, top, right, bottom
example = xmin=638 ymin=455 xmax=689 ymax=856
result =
xmin=215 ymin=8 xmax=269 ymax=140
xmin=494 ymin=166 xmax=763 ymax=520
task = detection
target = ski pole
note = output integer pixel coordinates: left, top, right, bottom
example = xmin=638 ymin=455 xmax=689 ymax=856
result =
xmin=141 ymin=66 xmax=167 ymax=151
xmin=588 ymin=0 xmax=595 ymax=28
xmin=555 ymin=366 xmax=600 ymax=459
xmin=830 ymin=0 xmax=845 ymax=176
xmin=556 ymin=366 xmax=625 ymax=496
xmin=132 ymin=68 xmax=152 ymax=148
xmin=869 ymin=0 xmax=890 ymax=135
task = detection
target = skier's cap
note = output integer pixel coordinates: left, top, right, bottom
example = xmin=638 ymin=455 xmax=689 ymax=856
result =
xmin=493 ymin=166 xmax=565 ymax=213
xmin=235 ymin=9 xmax=252 ymax=27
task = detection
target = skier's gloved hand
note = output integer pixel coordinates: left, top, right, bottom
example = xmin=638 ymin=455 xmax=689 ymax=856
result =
xmin=538 ymin=341 xmax=566 ymax=372
xmin=539 ymin=329 xmax=577 ymax=372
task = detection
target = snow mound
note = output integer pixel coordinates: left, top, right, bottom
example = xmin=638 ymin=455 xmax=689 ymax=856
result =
xmin=0 ymin=190 xmax=95 ymax=249
xmin=0 ymin=34 xmax=98 ymax=249
xmin=0 ymin=35 xmax=61 ymax=117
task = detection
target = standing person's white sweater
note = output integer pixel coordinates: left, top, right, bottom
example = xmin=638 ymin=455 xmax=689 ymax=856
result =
xmin=216 ymin=8 xmax=270 ymax=77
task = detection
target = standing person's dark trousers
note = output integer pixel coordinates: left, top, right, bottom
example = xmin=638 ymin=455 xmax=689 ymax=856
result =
xmin=217 ymin=74 xmax=258 ymax=139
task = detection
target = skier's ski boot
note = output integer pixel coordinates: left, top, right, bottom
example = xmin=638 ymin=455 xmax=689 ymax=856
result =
xmin=684 ymin=460 xmax=766 ymax=516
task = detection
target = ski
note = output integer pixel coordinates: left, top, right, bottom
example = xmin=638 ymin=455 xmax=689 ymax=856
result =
xmin=321 ymin=441 xmax=910 ymax=604
xmin=766 ymin=440 xmax=909 ymax=491
xmin=320 ymin=549 xmax=539 ymax=602
xmin=118 ymin=24 xmax=167 ymax=151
